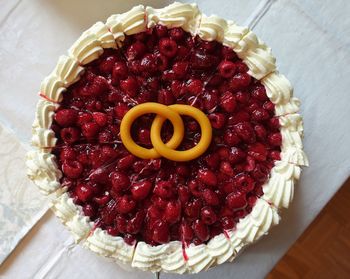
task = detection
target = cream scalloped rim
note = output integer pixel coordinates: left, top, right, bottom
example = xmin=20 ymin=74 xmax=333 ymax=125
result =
xmin=26 ymin=1 xmax=308 ymax=274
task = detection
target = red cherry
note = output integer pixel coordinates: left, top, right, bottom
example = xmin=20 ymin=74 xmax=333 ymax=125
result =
xmin=226 ymin=191 xmax=247 ymax=209
xmin=268 ymin=132 xmax=282 ymax=146
xmin=223 ymin=130 xmax=241 ymax=146
xmin=184 ymin=199 xmax=202 ymax=218
xmin=111 ymin=171 xmax=130 ymax=192
xmin=159 ymin=38 xmax=178 ymax=57
xmin=83 ymin=204 xmax=96 ymax=218
xmin=234 ymin=122 xmax=256 ymax=143
xmin=153 ymin=180 xmax=174 ymax=199
xmin=193 ymin=220 xmax=209 ymax=242
xmin=252 ymin=85 xmax=268 ymax=101
xmin=221 ymin=46 xmax=237 ymax=60
xmin=247 ymin=142 xmax=268 ymax=161
xmin=172 ymin=61 xmax=188 ymax=79
xmin=54 ymin=109 xmax=78 ymax=127
xmin=219 ymin=161 xmax=234 ymax=176
xmin=221 ymin=216 xmax=235 ymax=230
xmin=235 ymin=173 xmax=255 ymax=192
xmin=114 ymin=103 xmax=129 ymax=120
xmin=89 ymin=168 xmax=109 ymax=184
xmin=220 ymin=91 xmax=237 ymax=113
xmin=152 ymin=220 xmax=170 ymax=244
xmin=198 ymin=169 xmax=218 ymax=187
xmin=218 ymin=61 xmax=236 ymax=78
xmin=201 ymin=206 xmax=217 ymax=225
xmin=164 ymin=200 xmax=181 ymax=224
xmin=60 ymin=147 xmax=76 ymax=161
xmin=203 ymin=90 xmax=219 ymax=111
xmin=60 ymin=127 xmax=80 ymax=144
xmin=112 ymin=61 xmax=128 ymax=82
xmin=187 ymin=79 xmax=203 ymax=95
xmin=208 ymin=113 xmax=226 ymax=129
xmin=107 ymin=226 xmax=119 ymax=236
xmin=117 ymin=154 xmax=135 ymax=170
xmin=269 ymin=150 xmax=281 ymax=161
xmin=202 ymin=189 xmax=220 ymax=206
xmin=178 ymin=185 xmax=190 ymax=204
xmin=75 ymin=183 xmax=93 ymax=202
xmin=155 ymin=25 xmax=168 ymax=38
xmin=180 ymin=221 xmax=194 ymax=242
xmin=205 ymin=152 xmax=220 ymax=169
xmin=92 ymin=112 xmax=108 ymax=127
xmin=169 ymin=27 xmax=184 ymax=41
xmin=176 ymin=165 xmax=190 ymax=177
xmin=158 ymin=89 xmax=174 ymax=105
xmin=82 ymin=122 xmax=100 ymax=138
xmin=127 ymin=211 xmax=145 ymax=234
xmin=126 ymin=41 xmax=146 ymax=60
xmin=131 ymin=181 xmax=152 ymax=200
xmin=62 ymin=160 xmax=83 ymax=178
xmin=251 ymin=108 xmax=270 ymax=122
xmin=230 ymin=73 xmax=251 ymax=91
xmin=93 ymin=195 xmax=110 ymax=206
xmin=254 ymin=124 xmax=267 ymax=140
xmin=116 ymin=195 xmax=136 ymax=214
xmin=120 ymin=77 xmax=139 ymax=97
xmin=77 ymin=112 xmax=93 ymax=126
xmin=116 ymin=215 xmax=127 ymax=233
xmin=99 ymin=55 xmax=118 ymax=74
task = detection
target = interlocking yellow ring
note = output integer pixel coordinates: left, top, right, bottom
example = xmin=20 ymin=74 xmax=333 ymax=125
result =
xmin=120 ymin=102 xmax=212 ymax=162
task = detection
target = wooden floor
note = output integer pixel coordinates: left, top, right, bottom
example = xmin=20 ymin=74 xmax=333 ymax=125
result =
xmin=267 ymin=177 xmax=350 ymax=279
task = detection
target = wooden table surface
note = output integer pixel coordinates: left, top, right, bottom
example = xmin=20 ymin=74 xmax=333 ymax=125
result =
xmin=268 ymin=177 xmax=350 ymax=278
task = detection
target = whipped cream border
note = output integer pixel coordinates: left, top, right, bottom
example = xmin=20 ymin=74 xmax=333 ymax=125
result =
xmin=27 ymin=1 xmax=308 ymax=274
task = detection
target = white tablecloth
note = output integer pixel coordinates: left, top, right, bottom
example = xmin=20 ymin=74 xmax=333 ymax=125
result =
xmin=1 ymin=0 xmax=350 ymax=278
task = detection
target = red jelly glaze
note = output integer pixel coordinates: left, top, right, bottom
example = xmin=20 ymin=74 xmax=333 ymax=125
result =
xmin=51 ymin=26 xmax=281 ymax=246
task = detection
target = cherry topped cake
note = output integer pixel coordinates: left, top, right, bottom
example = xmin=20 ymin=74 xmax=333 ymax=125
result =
xmin=27 ymin=2 xmax=308 ymax=274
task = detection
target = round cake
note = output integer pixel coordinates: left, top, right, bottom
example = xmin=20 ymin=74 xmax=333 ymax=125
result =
xmin=27 ymin=2 xmax=308 ymax=274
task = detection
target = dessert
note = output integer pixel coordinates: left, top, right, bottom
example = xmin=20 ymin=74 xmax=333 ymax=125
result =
xmin=26 ymin=2 xmax=308 ymax=274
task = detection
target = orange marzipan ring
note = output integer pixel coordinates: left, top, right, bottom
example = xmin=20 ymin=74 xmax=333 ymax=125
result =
xmin=120 ymin=102 xmax=212 ymax=162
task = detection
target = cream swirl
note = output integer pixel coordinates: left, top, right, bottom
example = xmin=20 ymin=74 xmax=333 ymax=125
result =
xmin=40 ymin=74 xmax=65 ymax=102
xmin=50 ymin=192 xmax=81 ymax=223
xmin=262 ymin=72 xmax=300 ymax=115
xmin=207 ymin=233 xmax=236 ymax=264
xmin=31 ymin=128 xmax=56 ymax=148
xmin=106 ymin=5 xmax=146 ymax=47
xmin=233 ymin=199 xmax=280 ymax=243
xmin=263 ymin=161 xmax=301 ymax=208
xmin=84 ymin=228 xmax=134 ymax=264
xmin=69 ymin=22 xmax=116 ymax=64
xmin=198 ymin=14 xmax=227 ymax=42
xmin=53 ymin=55 xmax=85 ymax=87
xmin=132 ymin=242 xmax=168 ymax=271
xmin=66 ymin=214 xmax=93 ymax=242
xmin=281 ymin=147 xmax=309 ymax=166
xmin=68 ymin=33 xmax=104 ymax=65
xmin=40 ymin=56 xmax=84 ymax=102
xmin=159 ymin=242 xmax=187 ymax=274
xmin=185 ymin=244 xmax=214 ymax=273
xmin=132 ymin=241 xmax=186 ymax=273
xmin=223 ymin=20 xmax=249 ymax=48
xmin=32 ymin=100 xmax=56 ymax=130
xmin=83 ymin=22 xmax=116 ymax=49
xmin=26 ymin=150 xmax=61 ymax=194
xmin=146 ymin=2 xmax=201 ymax=34
xmin=275 ymin=97 xmax=301 ymax=116
xmin=234 ymin=31 xmax=276 ymax=80
xmin=262 ymin=72 xmax=292 ymax=104
xmin=280 ymin=113 xmax=304 ymax=149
